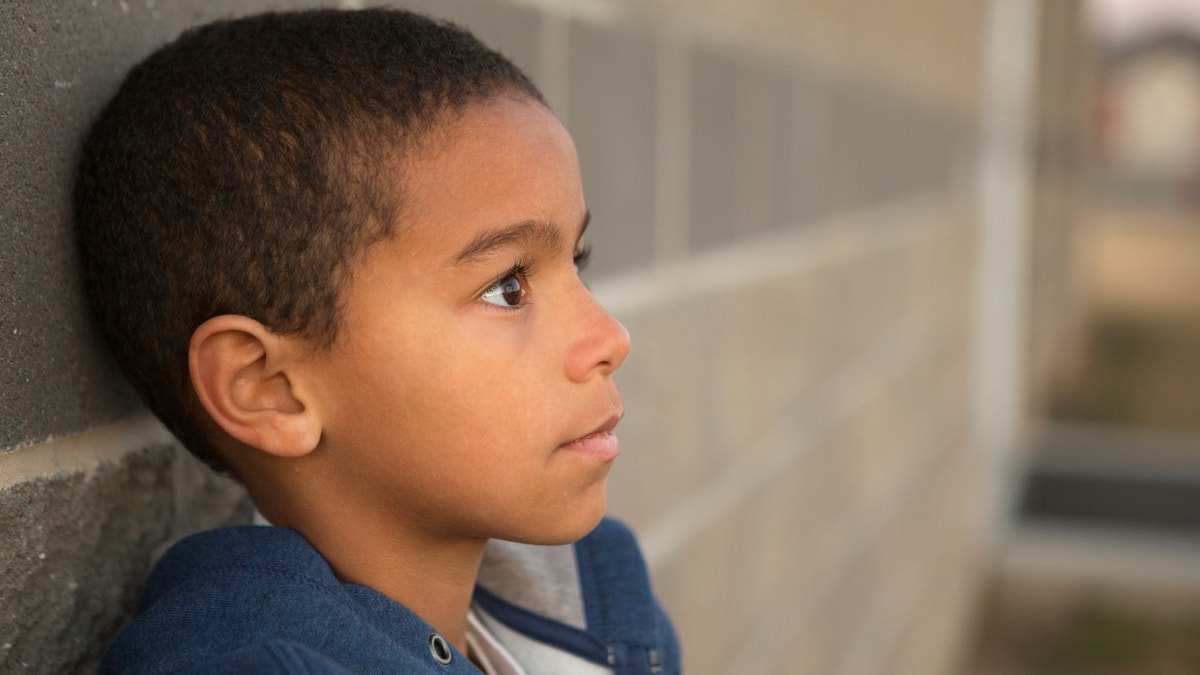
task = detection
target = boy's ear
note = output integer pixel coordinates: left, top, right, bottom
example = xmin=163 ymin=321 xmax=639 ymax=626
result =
xmin=189 ymin=315 xmax=322 ymax=459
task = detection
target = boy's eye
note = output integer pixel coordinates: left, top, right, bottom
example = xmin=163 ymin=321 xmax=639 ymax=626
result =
xmin=480 ymin=273 xmax=526 ymax=308
xmin=573 ymin=245 xmax=592 ymax=274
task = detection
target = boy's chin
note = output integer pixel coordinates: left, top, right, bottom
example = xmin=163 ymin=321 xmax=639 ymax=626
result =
xmin=501 ymin=500 xmax=608 ymax=547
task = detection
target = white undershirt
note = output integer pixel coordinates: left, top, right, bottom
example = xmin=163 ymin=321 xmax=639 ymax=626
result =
xmin=466 ymin=607 xmax=528 ymax=675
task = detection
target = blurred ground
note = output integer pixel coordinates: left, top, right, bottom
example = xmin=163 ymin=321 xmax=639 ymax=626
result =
xmin=970 ymin=597 xmax=1200 ymax=675
xmin=1052 ymin=203 xmax=1200 ymax=433
xmin=966 ymin=201 xmax=1200 ymax=674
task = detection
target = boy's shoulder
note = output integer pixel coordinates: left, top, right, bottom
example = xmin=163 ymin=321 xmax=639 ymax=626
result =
xmin=99 ymin=519 xmax=680 ymax=675
xmin=99 ymin=525 xmax=475 ymax=674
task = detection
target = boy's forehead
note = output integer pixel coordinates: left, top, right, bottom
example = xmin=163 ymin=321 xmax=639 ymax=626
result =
xmin=390 ymin=97 xmax=584 ymax=258
xmin=419 ymin=96 xmax=573 ymax=171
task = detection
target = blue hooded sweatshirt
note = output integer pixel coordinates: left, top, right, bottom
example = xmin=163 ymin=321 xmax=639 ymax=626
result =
xmin=98 ymin=517 xmax=679 ymax=674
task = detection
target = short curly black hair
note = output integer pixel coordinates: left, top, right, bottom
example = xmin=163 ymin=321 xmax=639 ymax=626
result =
xmin=74 ymin=8 xmax=544 ymax=475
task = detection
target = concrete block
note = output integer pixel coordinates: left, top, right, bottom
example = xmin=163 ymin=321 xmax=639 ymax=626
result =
xmin=171 ymin=448 xmax=254 ymax=537
xmin=709 ymin=276 xmax=818 ymax=452
xmin=0 ymin=445 xmax=175 ymax=673
xmin=894 ymin=95 xmax=946 ymax=197
xmin=688 ymin=47 xmax=741 ymax=252
xmin=607 ymin=272 xmax=830 ymax=523
xmin=606 ymin=300 xmax=722 ymax=526
xmin=0 ymin=430 xmax=251 ymax=674
xmin=768 ymin=68 xmax=799 ymax=231
xmin=704 ymin=447 xmax=863 ymax=673
xmin=732 ymin=64 xmax=779 ymax=238
xmin=843 ymin=383 xmax=922 ymax=512
xmin=790 ymin=68 xmax=837 ymax=224
xmin=785 ymin=550 xmax=876 ymax=675
xmin=917 ymin=104 xmax=950 ymax=194
xmin=687 ymin=54 xmax=806 ymax=243
xmin=882 ymin=90 xmax=955 ymax=203
xmin=737 ymin=456 xmax=851 ymax=631
xmin=648 ymin=506 xmax=747 ymax=674
xmin=0 ymin=0 xmax=338 ymax=449
xmin=888 ymin=453 xmax=984 ymax=675
xmin=848 ymin=431 xmax=976 ymax=670
xmin=893 ymin=563 xmax=978 ymax=675
xmin=825 ymin=79 xmax=885 ymax=214
xmin=873 ymin=88 xmax=908 ymax=202
xmin=566 ymin=21 xmax=658 ymax=278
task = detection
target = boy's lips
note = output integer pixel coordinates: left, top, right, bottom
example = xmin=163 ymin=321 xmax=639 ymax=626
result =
xmin=558 ymin=413 xmax=622 ymax=461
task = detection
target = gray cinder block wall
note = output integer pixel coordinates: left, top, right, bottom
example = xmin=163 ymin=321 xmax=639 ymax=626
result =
xmin=2 ymin=0 xmax=1061 ymax=672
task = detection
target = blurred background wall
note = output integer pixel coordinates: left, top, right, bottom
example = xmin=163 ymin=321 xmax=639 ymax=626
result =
xmin=3 ymin=0 xmax=1160 ymax=673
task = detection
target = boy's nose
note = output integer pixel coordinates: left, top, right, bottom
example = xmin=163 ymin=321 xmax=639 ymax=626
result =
xmin=565 ymin=293 xmax=631 ymax=383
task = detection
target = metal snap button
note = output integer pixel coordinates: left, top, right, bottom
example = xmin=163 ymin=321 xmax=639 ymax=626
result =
xmin=429 ymin=633 xmax=453 ymax=665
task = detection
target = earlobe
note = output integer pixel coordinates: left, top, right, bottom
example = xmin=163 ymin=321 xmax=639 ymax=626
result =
xmin=189 ymin=315 xmax=322 ymax=459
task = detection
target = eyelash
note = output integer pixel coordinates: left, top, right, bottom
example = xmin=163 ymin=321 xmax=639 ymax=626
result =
xmin=573 ymin=245 xmax=592 ymax=273
xmin=480 ymin=261 xmax=533 ymax=310
xmin=479 ymin=245 xmax=593 ymax=310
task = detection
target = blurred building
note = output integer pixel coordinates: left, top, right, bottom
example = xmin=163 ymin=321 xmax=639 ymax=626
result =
xmin=0 ymin=0 xmax=1087 ymax=673
xmin=1099 ymin=33 xmax=1200 ymax=176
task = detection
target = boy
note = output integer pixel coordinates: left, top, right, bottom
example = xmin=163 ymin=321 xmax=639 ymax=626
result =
xmin=74 ymin=8 xmax=679 ymax=674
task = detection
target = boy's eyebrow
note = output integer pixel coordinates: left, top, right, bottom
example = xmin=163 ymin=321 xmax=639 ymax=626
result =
xmin=451 ymin=211 xmax=591 ymax=265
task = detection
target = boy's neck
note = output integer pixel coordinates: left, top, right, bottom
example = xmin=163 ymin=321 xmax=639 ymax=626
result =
xmin=252 ymin=484 xmax=488 ymax=655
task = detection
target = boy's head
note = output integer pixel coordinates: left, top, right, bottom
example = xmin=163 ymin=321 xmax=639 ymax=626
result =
xmin=74 ymin=9 xmax=544 ymax=475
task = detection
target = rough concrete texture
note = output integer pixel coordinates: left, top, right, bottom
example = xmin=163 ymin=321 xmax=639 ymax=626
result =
xmin=169 ymin=448 xmax=254 ymax=538
xmin=0 ymin=446 xmax=173 ymax=673
xmin=0 ymin=441 xmax=248 ymax=673
xmin=0 ymin=0 xmax=335 ymax=449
